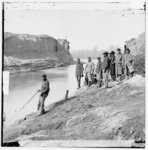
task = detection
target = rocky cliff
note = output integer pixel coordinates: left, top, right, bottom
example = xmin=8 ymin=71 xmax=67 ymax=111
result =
xmin=125 ymin=32 xmax=145 ymax=75
xmin=4 ymin=32 xmax=73 ymax=73
xmin=125 ymin=32 xmax=145 ymax=56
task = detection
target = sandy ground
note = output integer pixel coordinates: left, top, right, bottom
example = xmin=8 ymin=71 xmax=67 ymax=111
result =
xmin=3 ymin=75 xmax=145 ymax=147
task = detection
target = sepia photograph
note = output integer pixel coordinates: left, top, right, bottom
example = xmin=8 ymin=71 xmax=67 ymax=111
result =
xmin=1 ymin=1 xmax=146 ymax=148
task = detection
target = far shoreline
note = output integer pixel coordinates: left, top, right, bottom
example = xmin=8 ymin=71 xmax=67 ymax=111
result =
xmin=4 ymin=62 xmax=75 ymax=74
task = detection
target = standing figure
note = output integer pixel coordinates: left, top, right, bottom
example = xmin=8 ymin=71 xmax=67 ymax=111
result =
xmin=91 ymin=59 xmax=95 ymax=83
xmin=116 ymin=48 xmax=124 ymax=82
xmin=102 ymin=52 xmax=110 ymax=88
xmin=95 ymin=57 xmax=102 ymax=88
xmin=37 ymin=74 xmax=50 ymax=115
xmin=124 ymin=45 xmax=127 ymax=55
xmin=123 ymin=45 xmax=128 ymax=75
xmin=85 ymin=57 xmax=95 ymax=87
xmin=123 ymin=48 xmax=135 ymax=79
xmin=109 ymin=51 xmax=116 ymax=81
xmin=75 ymin=58 xmax=84 ymax=89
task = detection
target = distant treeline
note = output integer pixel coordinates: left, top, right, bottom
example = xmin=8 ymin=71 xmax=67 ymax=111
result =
xmin=71 ymin=49 xmax=105 ymax=59
xmin=71 ymin=45 xmax=121 ymax=59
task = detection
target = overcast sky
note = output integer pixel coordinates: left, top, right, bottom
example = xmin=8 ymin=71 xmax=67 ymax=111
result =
xmin=4 ymin=2 xmax=145 ymax=52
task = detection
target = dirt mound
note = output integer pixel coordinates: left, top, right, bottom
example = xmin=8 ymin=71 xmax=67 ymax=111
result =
xmin=123 ymin=75 xmax=145 ymax=87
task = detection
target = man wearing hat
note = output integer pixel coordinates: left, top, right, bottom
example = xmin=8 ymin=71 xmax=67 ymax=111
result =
xmin=37 ymin=74 xmax=50 ymax=115
xmin=109 ymin=51 xmax=116 ymax=81
xmin=95 ymin=57 xmax=102 ymax=88
xmin=102 ymin=51 xmax=110 ymax=88
xmin=116 ymin=48 xmax=124 ymax=82
xmin=123 ymin=48 xmax=135 ymax=79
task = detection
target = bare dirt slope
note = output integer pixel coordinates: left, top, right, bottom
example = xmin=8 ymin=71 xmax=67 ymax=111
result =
xmin=3 ymin=75 xmax=145 ymax=147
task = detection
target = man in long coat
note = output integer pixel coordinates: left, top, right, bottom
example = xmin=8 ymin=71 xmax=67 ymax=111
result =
xmin=116 ymin=48 xmax=124 ymax=82
xmin=102 ymin=52 xmax=110 ymax=88
xmin=123 ymin=48 xmax=135 ymax=79
xmin=109 ymin=51 xmax=116 ymax=81
xmin=75 ymin=58 xmax=84 ymax=89
xmin=96 ymin=57 xmax=102 ymax=87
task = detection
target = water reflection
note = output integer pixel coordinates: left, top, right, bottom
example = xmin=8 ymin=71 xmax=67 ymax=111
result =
xmin=4 ymin=59 xmax=97 ymax=127
xmin=4 ymin=65 xmax=79 ymax=127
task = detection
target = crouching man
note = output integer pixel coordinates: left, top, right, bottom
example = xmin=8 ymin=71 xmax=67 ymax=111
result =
xmin=75 ymin=58 xmax=84 ymax=89
xmin=37 ymin=74 xmax=50 ymax=115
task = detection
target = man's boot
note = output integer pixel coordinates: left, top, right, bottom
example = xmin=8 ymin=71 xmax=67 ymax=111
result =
xmin=88 ymin=81 xmax=91 ymax=87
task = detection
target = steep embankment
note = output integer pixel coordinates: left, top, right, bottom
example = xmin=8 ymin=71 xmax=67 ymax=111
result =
xmin=125 ymin=32 xmax=145 ymax=56
xmin=126 ymin=32 xmax=145 ymax=75
xmin=4 ymin=32 xmax=73 ymax=73
xmin=3 ymin=75 xmax=145 ymax=147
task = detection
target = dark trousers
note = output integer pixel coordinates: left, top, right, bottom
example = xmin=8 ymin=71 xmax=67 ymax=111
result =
xmin=38 ymin=94 xmax=48 ymax=114
xmin=110 ymin=63 xmax=116 ymax=81
xmin=84 ymin=74 xmax=88 ymax=85
xmin=76 ymin=76 xmax=81 ymax=88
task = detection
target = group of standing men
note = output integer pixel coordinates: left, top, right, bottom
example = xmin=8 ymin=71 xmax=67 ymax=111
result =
xmin=75 ymin=45 xmax=135 ymax=89
xmin=36 ymin=45 xmax=135 ymax=115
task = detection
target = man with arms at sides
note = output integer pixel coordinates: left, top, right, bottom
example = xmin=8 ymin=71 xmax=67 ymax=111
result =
xmin=102 ymin=52 xmax=110 ymax=88
xmin=95 ymin=57 xmax=102 ymax=88
xmin=109 ymin=51 xmax=116 ymax=81
xmin=123 ymin=48 xmax=135 ymax=79
xmin=85 ymin=57 xmax=95 ymax=87
xmin=116 ymin=48 xmax=124 ymax=82
xmin=75 ymin=58 xmax=84 ymax=89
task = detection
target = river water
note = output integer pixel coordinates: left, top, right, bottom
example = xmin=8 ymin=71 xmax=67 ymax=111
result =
xmin=4 ymin=59 xmax=99 ymax=127
xmin=4 ymin=64 xmax=85 ymax=127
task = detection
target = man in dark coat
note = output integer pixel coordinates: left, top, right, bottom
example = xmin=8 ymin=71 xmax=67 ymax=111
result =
xmin=109 ymin=51 xmax=116 ymax=81
xmin=102 ymin=51 xmax=110 ymax=88
xmin=75 ymin=58 xmax=84 ymax=89
xmin=37 ymin=74 xmax=50 ymax=115
xmin=95 ymin=57 xmax=102 ymax=87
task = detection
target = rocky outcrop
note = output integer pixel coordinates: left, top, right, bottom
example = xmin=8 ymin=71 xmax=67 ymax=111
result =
xmin=125 ymin=32 xmax=145 ymax=75
xmin=4 ymin=32 xmax=73 ymax=72
xmin=125 ymin=32 xmax=145 ymax=56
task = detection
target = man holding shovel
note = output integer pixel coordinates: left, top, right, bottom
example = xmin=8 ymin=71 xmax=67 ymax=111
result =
xmin=37 ymin=74 xmax=50 ymax=115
